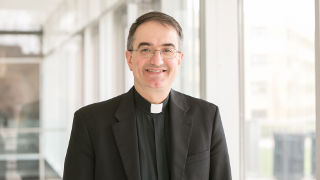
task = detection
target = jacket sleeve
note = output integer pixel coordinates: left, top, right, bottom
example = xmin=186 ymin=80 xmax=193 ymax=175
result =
xmin=63 ymin=110 xmax=95 ymax=180
xmin=209 ymin=107 xmax=232 ymax=180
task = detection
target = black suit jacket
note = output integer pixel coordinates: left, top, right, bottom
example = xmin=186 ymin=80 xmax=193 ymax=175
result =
xmin=63 ymin=88 xmax=231 ymax=180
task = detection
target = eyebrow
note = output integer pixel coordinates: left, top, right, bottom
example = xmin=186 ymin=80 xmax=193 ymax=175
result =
xmin=137 ymin=42 xmax=176 ymax=49
xmin=137 ymin=42 xmax=152 ymax=49
xmin=162 ymin=43 xmax=176 ymax=48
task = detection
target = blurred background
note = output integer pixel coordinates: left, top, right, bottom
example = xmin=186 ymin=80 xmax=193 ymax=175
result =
xmin=0 ymin=0 xmax=318 ymax=179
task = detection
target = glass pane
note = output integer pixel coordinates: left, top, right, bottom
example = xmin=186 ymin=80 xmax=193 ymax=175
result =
xmin=243 ymin=0 xmax=316 ymax=180
xmin=0 ymin=63 xmax=40 ymax=178
xmin=0 ymin=160 xmax=39 ymax=179
xmin=0 ymin=131 xmax=39 ymax=154
xmin=42 ymin=35 xmax=83 ymax=177
xmin=0 ymin=35 xmax=41 ymax=57
xmin=161 ymin=0 xmax=200 ymax=97
xmin=0 ymin=63 xmax=39 ymax=128
xmin=42 ymin=130 xmax=67 ymax=179
xmin=0 ymin=159 xmax=60 ymax=179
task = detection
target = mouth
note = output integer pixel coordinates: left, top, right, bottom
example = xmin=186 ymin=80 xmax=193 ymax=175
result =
xmin=146 ymin=69 xmax=167 ymax=73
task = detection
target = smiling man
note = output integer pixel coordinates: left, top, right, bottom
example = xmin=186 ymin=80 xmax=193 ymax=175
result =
xmin=63 ymin=11 xmax=232 ymax=180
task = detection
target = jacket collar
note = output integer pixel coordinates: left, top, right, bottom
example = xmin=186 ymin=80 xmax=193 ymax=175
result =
xmin=168 ymin=90 xmax=193 ymax=180
xmin=113 ymin=87 xmax=140 ymax=180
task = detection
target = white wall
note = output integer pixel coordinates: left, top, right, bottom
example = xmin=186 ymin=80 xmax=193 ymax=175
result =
xmin=41 ymin=36 xmax=83 ymax=176
xmin=204 ymin=0 xmax=241 ymax=179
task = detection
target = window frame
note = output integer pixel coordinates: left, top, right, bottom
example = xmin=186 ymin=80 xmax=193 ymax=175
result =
xmin=315 ymin=0 xmax=320 ymax=179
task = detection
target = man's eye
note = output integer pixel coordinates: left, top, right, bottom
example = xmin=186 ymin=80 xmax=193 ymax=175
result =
xmin=140 ymin=48 xmax=150 ymax=53
xmin=163 ymin=48 xmax=174 ymax=53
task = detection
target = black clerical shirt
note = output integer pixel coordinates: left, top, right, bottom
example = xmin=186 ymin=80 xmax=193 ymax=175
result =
xmin=134 ymin=89 xmax=170 ymax=180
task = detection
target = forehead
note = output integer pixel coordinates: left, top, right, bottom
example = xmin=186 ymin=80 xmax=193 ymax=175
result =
xmin=133 ymin=21 xmax=179 ymax=48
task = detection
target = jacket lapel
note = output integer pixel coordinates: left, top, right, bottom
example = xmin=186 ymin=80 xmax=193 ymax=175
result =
xmin=169 ymin=90 xmax=193 ymax=180
xmin=112 ymin=88 xmax=140 ymax=180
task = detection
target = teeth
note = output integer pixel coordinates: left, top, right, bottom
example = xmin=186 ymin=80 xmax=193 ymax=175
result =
xmin=148 ymin=69 xmax=162 ymax=72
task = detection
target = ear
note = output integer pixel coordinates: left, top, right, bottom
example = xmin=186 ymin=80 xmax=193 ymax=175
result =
xmin=125 ymin=51 xmax=133 ymax=71
xmin=177 ymin=52 xmax=184 ymax=66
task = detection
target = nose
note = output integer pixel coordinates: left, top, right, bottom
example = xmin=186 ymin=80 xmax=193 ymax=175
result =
xmin=150 ymin=50 xmax=164 ymax=66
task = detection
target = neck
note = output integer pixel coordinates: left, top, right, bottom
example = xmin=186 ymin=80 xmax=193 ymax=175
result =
xmin=134 ymin=85 xmax=170 ymax=104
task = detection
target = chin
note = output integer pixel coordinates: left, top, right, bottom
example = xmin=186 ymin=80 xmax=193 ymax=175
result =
xmin=148 ymin=85 xmax=165 ymax=89
xmin=147 ymin=82 xmax=167 ymax=89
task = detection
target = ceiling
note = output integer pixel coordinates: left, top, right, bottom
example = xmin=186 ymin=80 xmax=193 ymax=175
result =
xmin=0 ymin=0 xmax=64 ymax=30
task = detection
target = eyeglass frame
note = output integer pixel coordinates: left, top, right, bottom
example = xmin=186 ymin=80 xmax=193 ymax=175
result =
xmin=128 ymin=47 xmax=182 ymax=59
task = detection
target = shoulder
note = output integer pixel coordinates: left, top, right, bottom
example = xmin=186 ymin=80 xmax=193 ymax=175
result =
xmin=74 ymin=93 xmax=126 ymax=118
xmin=171 ymin=89 xmax=219 ymax=112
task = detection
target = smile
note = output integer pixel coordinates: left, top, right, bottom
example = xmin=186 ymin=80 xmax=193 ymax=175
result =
xmin=146 ymin=69 xmax=167 ymax=72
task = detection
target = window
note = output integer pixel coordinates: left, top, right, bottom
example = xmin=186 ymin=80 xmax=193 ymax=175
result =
xmin=244 ymin=0 xmax=316 ymax=180
xmin=0 ymin=35 xmax=41 ymax=57
xmin=0 ymin=62 xmax=42 ymax=179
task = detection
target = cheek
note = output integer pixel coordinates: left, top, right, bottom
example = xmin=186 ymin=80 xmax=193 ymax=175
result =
xmin=133 ymin=60 xmax=146 ymax=73
xmin=168 ymin=62 xmax=179 ymax=73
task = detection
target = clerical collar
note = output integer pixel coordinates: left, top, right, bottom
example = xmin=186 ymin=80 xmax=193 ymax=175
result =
xmin=133 ymin=88 xmax=169 ymax=114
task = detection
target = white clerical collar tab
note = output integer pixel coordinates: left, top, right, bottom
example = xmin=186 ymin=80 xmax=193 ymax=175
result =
xmin=151 ymin=103 xmax=163 ymax=113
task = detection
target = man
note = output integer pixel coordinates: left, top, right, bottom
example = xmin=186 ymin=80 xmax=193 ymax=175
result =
xmin=63 ymin=11 xmax=231 ymax=180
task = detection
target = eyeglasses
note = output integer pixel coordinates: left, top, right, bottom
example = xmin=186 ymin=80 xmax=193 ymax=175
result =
xmin=129 ymin=47 xmax=181 ymax=59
